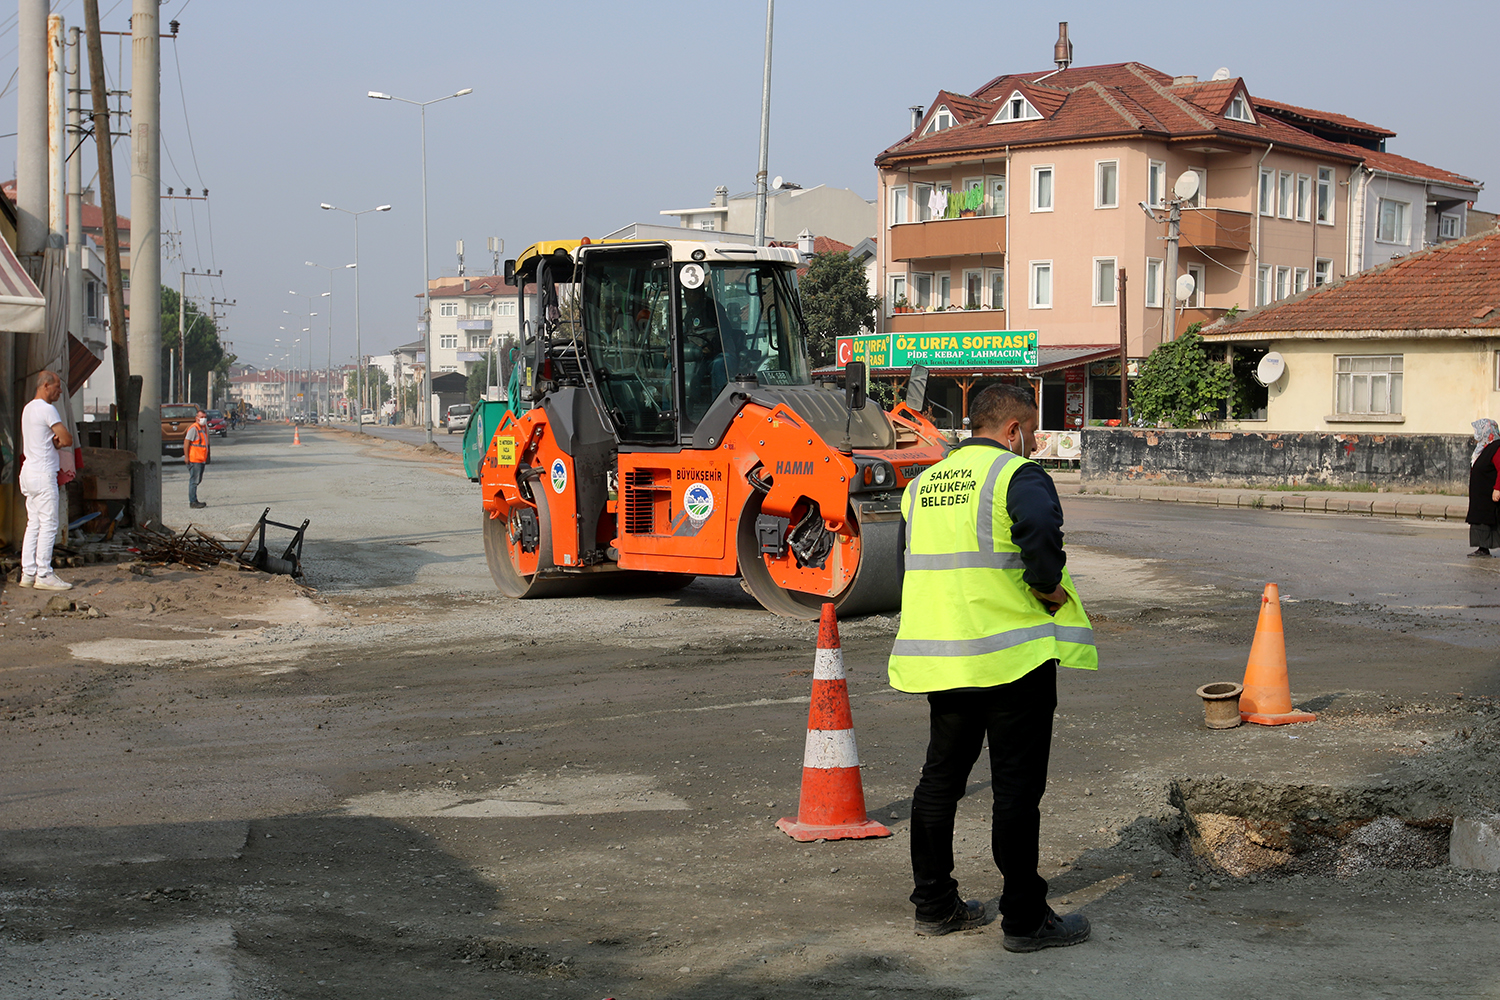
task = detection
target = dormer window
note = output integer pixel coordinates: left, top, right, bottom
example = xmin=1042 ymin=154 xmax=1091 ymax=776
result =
xmin=991 ymin=91 xmax=1042 ymax=124
xmin=1226 ymin=93 xmax=1255 ymax=123
xmin=923 ymin=105 xmax=956 ymax=135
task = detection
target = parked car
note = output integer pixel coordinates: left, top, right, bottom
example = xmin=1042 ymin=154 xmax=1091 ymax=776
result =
xmin=160 ymin=403 xmax=198 ymax=460
xmin=360 ymin=408 xmax=377 ymax=425
xmin=445 ymin=402 xmax=473 ymax=435
xmin=205 ymin=409 xmax=228 ymax=437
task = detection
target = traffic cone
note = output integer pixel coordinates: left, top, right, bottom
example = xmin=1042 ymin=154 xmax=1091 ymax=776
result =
xmin=776 ymin=604 xmax=891 ymax=842
xmin=1239 ymin=583 xmax=1316 ymax=725
xmin=291 ymin=426 xmax=302 ymax=447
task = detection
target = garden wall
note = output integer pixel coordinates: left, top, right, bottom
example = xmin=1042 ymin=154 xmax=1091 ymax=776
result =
xmin=1081 ymin=428 xmax=1474 ymax=491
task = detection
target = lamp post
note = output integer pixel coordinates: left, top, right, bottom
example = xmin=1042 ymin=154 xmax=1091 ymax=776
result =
xmin=285 ymin=292 xmax=319 ymax=418
xmin=368 ymin=86 xmax=472 ymax=444
xmin=277 ymin=330 xmax=307 ymax=420
xmin=321 ymin=203 xmax=392 ymax=434
xmin=305 ymin=260 xmax=353 ymax=420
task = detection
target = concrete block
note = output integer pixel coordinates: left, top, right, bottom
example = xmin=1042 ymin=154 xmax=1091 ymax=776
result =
xmin=1450 ymin=815 xmax=1500 ymax=871
xmin=1419 ymin=503 xmax=1451 ymax=519
xmin=1282 ymin=496 xmax=1306 ymax=511
xmin=1372 ymin=499 xmax=1399 ymax=515
xmin=1447 ymin=504 xmax=1468 ymax=520
xmin=1305 ymin=497 xmax=1328 ymax=512
xmin=1325 ymin=498 xmax=1349 ymax=512
xmin=1348 ymin=499 xmax=1374 ymax=514
xmin=1395 ymin=502 xmax=1423 ymax=518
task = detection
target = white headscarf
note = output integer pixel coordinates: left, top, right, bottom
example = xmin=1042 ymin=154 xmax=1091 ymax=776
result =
xmin=1472 ymin=419 xmax=1499 ymax=465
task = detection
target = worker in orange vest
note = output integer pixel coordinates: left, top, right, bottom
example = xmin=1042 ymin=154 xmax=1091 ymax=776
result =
xmin=185 ymin=408 xmax=211 ymax=509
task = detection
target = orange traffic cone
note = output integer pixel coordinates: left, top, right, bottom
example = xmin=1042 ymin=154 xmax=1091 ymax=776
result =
xmin=776 ymin=604 xmax=891 ymax=842
xmin=291 ymin=426 xmax=302 ymax=447
xmin=1239 ymin=583 xmax=1316 ymax=725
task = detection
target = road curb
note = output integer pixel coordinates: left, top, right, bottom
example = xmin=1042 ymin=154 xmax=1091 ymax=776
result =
xmin=1077 ymin=485 xmax=1467 ymax=522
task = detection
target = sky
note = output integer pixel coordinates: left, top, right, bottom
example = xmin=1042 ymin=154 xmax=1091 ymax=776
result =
xmin=1 ymin=0 xmax=1497 ymax=372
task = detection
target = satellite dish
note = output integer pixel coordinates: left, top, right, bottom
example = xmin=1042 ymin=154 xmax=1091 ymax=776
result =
xmin=1173 ymin=171 xmax=1201 ymax=203
xmin=1211 ymin=67 xmax=1231 ymax=81
xmin=1174 ymin=273 xmax=1197 ymax=303
xmin=1255 ymin=352 xmax=1286 ymax=387
xmin=772 ymin=175 xmax=784 ymax=190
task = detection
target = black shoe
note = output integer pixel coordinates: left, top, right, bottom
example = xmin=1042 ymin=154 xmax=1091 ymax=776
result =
xmin=1469 ymin=548 xmax=1491 ymax=558
xmin=1002 ymin=908 xmax=1091 ymax=953
xmin=914 ymin=897 xmax=996 ymax=937
xmin=190 ymin=501 xmax=207 ymax=509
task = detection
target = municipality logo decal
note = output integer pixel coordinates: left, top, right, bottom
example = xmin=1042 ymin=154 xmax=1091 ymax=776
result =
xmin=683 ymin=482 xmax=714 ymax=523
xmin=550 ymin=458 xmax=567 ymax=493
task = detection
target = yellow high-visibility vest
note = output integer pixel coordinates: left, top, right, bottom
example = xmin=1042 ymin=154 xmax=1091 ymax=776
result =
xmin=888 ymin=444 xmax=1097 ymax=693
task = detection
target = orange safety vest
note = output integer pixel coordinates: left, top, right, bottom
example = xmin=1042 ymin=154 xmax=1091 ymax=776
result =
xmin=185 ymin=424 xmax=209 ymax=464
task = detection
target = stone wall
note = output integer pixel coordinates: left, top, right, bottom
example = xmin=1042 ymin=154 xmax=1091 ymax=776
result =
xmin=1081 ymin=428 xmax=1475 ymax=491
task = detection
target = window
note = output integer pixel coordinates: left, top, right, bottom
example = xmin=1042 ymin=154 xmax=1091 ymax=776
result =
xmin=438 ymin=365 xmax=459 ymax=373
xmin=910 ymin=272 xmax=933 ymax=310
xmin=1186 ymin=264 xmax=1206 ymax=307
xmin=1296 ymin=174 xmax=1312 ymax=222
xmin=1029 ymin=261 xmax=1052 ymax=309
xmin=987 ymin=175 xmax=1007 ymax=217
xmin=439 ymin=301 xmax=459 ymax=317
xmin=1335 ymin=355 xmax=1403 ymax=415
xmin=496 ymin=299 xmax=517 ymax=317
xmin=889 ymin=185 xmax=907 ymax=225
xmin=1259 ymin=169 xmax=1275 ymax=216
xmin=439 ymin=334 xmax=458 ymax=349
xmin=938 ymin=274 xmax=952 ymax=309
xmin=991 ymin=91 xmax=1042 ymax=123
xmin=1094 ymin=257 xmax=1118 ymax=306
xmin=913 ymin=182 xmax=933 ymax=222
xmin=987 ymin=268 xmax=1005 ymax=310
xmin=698 ymin=219 xmax=715 ymax=231
xmin=1144 ymin=258 xmax=1163 ymax=308
xmin=963 ymin=269 xmax=984 ymax=309
xmin=468 ymin=300 xmax=491 ymax=316
xmin=85 ymin=280 xmax=98 ymax=319
xmin=1148 ymin=160 xmax=1166 ymax=208
xmin=1226 ymin=93 xmax=1255 ymax=123
xmin=922 ymin=106 xmax=955 ymax=134
xmin=1275 ymin=266 xmax=1292 ymax=301
xmin=889 ymin=274 xmax=907 ymax=312
xmin=1095 ymin=160 xmax=1119 ymax=209
xmin=1316 ymin=167 xmax=1334 ymax=224
xmin=1314 ymin=258 xmax=1334 ymax=287
xmin=1376 ymin=198 xmax=1410 ymax=243
xmin=1032 ymin=165 xmax=1054 ymax=212
xmin=1256 ymin=265 xmax=1272 ymax=306
xmin=1294 ymin=267 xmax=1309 ymax=295
xmin=1183 ymin=168 xmax=1207 ymax=208
xmin=1278 ymin=171 xmax=1295 ymax=219
xmin=1440 ymin=213 xmax=1462 ymax=240
xmin=467 ymin=334 xmax=491 ymax=350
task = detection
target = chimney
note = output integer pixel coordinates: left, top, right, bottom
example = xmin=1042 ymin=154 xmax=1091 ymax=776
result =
xmin=909 ymin=105 xmax=924 ymax=133
xmin=797 ymin=229 xmax=815 ymax=257
xmin=1173 ymin=75 xmax=1198 ymax=85
xmin=462 ymin=278 xmax=470 ymax=292
xmin=1053 ymin=22 xmax=1072 ymax=71
xmin=714 ymin=185 xmax=728 ymax=207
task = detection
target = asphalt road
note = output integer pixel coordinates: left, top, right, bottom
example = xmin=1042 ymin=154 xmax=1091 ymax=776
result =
xmin=4 ymin=424 xmax=1498 ymax=1000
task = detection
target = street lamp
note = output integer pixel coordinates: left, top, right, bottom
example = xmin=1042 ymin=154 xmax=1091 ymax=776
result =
xmin=321 ymin=203 xmax=392 ymax=434
xmin=305 ymin=260 xmax=352 ymax=420
xmin=369 ymin=86 xmax=473 ymax=444
xmin=286 ymin=292 xmax=320 ymax=418
xmin=278 ymin=326 xmax=309 ymax=419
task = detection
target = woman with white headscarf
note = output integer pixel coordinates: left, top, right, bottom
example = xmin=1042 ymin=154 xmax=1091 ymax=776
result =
xmin=1465 ymin=418 xmax=1500 ymax=557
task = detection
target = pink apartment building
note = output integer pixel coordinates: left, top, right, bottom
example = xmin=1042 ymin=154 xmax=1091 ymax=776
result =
xmin=872 ymin=25 xmax=1479 ymax=429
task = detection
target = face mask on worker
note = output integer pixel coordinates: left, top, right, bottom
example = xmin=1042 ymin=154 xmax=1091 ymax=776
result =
xmin=198 ymin=416 xmax=206 ymax=425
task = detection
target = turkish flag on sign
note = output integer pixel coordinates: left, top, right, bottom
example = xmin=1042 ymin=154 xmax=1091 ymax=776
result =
xmin=836 ymin=339 xmax=853 ymax=366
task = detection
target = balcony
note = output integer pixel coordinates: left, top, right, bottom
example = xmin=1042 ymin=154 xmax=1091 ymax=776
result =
xmin=889 ymin=308 xmax=1006 ymax=333
xmin=1178 ymin=208 xmax=1253 ymax=253
xmin=457 ymin=318 xmax=493 ymax=330
xmin=889 ymin=215 xmax=1007 ymax=261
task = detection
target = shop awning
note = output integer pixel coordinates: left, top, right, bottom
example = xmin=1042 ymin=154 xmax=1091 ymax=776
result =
xmin=815 ymin=344 xmax=1122 ymax=378
xmin=0 ymin=238 xmax=45 ymax=333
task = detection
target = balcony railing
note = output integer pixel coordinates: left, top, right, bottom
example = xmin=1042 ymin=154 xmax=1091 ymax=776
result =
xmin=1178 ymin=208 xmax=1253 ymax=253
xmin=889 ymin=214 xmax=1007 ymax=261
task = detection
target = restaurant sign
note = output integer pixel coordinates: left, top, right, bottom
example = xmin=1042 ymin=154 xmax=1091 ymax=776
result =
xmin=836 ymin=331 xmax=1039 ymax=369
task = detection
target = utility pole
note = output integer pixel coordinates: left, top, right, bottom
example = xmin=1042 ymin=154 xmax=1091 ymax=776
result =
xmin=1117 ymin=268 xmax=1129 ymax=421
xmin=1163 ymin=198 xmax=1181 ymax=343
xmin=753 ymin=0 xmax=774 ymax=247
xmin=48 ymin=15 xmax=66 ymax=246
xmin=85 ymin=0 xmax=130 ymax=420
xmin=66 ymin=25 xmax=84 ymax=413
xmin=130 ymin=0 xmax=163 ymax=523
xmin=17 ymin=0 xmax=48 ymax=275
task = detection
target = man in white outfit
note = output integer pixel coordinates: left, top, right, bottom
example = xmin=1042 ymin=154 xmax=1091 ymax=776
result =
xmin=19 ymin=370 xmax=73 ymax=591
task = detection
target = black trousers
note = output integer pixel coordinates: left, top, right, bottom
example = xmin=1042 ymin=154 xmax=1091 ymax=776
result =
xmin=909 ymin=660 xmax=1057 ymax=935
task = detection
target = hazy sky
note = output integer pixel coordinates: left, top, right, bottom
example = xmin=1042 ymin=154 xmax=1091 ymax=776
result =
xmin=2 ymin=0 xmax=1497 ymax=370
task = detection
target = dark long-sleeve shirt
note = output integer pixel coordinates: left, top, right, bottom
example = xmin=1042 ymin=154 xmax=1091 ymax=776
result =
xmin=958 ymin=437 xmax=1066 ymax=593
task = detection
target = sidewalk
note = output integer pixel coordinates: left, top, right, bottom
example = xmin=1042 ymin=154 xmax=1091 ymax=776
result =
xmin=1055 ymin=470 xmax=1468 ymax=521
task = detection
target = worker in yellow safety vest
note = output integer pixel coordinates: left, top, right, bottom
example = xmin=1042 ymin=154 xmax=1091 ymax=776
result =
xmin=888 ymin=383 xmax=1097 ymax=951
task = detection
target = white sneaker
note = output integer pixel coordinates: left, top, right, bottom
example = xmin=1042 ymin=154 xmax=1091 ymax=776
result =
xmin=18 ymin=575 xmax=35 ymax=588
xmin=33 ymin=574 xmax=72 ymax=591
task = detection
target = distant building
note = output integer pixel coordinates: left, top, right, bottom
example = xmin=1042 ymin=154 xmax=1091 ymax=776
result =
xmin=659 ymin=183 xmax=875 ymax=248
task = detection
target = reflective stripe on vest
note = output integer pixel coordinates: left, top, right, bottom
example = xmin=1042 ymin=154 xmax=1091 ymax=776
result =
xmin=888 ymin=444 xmax=1097 ymax=693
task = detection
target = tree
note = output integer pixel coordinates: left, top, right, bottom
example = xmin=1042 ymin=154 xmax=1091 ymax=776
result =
xmin=1130 ymin=326 xmax=1237 ymax=427
xmin=159 ymin=285 xmax=225 ymax=406
xmin=799 ymin=251 xmax=877 ymax=367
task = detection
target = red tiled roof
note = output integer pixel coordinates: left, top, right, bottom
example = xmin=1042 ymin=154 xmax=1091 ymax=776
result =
xmin=1204 ymin=230 xmax=1500 ymax=337
xmin=80 ymin=203 xmax=130 ymax=231
xmin=1251 ymin=97 xmax=1395 ymax=138
xmin=877 ymin=62 xmax=1367 ymax=167
xmin=426 ymin=277 xmax=512 ymax=298
xmin=1353 ymin=147 xmax=1480 ymax=189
